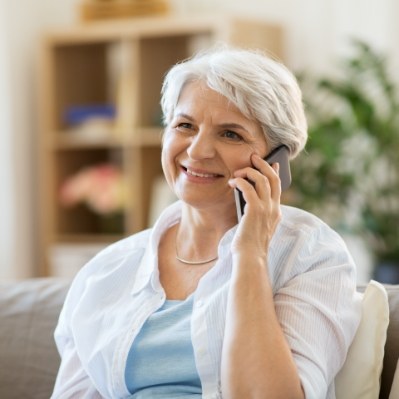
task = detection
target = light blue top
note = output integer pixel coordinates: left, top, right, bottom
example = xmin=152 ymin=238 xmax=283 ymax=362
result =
xmin=125 ymin=295 xmax=202 ymax=398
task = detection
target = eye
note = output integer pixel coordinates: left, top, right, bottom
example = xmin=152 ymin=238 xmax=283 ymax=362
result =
xmin=175 ymin=122 xmax=193 ymax=132
xmin=222 ymin=130 xmax=243 ymax=141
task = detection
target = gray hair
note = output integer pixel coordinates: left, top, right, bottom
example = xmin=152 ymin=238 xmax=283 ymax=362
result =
xmin=160 ymin=45 xmax=308 ymax=158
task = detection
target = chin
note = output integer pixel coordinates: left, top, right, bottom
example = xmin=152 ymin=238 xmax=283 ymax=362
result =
xmin=180 ymin=192 xmax=235 ymax=212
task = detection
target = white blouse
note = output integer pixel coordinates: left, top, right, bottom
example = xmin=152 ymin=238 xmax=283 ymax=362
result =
xmin=51 ymin=201 xmax=361 ymax=399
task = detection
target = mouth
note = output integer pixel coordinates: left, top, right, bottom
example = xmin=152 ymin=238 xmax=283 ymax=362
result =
xmin=182 ymin=166 xmax=223 ymax=179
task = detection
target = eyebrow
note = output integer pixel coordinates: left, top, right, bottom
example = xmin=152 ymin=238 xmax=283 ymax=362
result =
xmin=175 ymin=113 xmax=251 ymax=134
xmin=175 ymin=112 xmax=195 ymax=121
xmin=219 ymin=122 xmax=249 ymax=132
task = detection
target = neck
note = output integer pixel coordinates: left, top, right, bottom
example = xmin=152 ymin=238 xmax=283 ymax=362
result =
xmin=174 ymin=204 xmax=236 ymax=264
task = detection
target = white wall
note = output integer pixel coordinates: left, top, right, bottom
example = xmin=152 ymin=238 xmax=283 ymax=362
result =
xmin=0 ymin=0 xmax=16 ymax=279
xmin=0 ymin=0 xmax=80 ymax=279
xmin=173 ymin=0 xmax=399 ymax=72
xmin=1 ymin=0 xmax=398 ymax=278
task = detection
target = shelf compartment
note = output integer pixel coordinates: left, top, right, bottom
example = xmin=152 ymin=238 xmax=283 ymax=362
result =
xmin=53 ymin=148 xmax=125 ymax=235
xmin=52 ymin=42 xmax=111 ymax=131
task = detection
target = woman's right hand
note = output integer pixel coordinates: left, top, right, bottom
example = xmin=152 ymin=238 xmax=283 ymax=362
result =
xmin=229 ymin=153 xmax=282 ymax=262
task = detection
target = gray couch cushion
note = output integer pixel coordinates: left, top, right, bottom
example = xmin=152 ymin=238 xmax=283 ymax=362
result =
xmin=0 ymin=278 xmax=397 ymax=399
xmin=0 ymin=278 xmax=69 ymax=399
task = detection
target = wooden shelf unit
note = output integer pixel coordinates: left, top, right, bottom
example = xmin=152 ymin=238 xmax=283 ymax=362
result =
xmin=37 ymin=15 xmax=283 ymax=276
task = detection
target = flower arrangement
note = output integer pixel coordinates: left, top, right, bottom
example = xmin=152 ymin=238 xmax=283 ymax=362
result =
xmin=59 ymin=163 xmax=126 ymax=215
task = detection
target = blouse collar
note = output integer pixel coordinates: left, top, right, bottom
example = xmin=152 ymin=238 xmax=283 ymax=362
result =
xmin=131 ymin=201 xmax=181 ymax=295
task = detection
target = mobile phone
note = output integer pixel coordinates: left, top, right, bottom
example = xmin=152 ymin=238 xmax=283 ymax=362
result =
xmin=234 ymin=145 xmax=291 ymax=221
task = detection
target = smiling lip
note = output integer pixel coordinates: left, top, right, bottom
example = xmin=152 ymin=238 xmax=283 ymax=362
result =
xmin=182 ymin=166 xmax=223 ymax=180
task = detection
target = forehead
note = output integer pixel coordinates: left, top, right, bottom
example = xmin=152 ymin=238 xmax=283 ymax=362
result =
xmin=176 ymin=80 xmax=245 ymax=117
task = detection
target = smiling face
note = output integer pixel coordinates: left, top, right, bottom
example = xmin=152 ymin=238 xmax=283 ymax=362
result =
xmin=161 ymin=80 xmax=269 ymax=213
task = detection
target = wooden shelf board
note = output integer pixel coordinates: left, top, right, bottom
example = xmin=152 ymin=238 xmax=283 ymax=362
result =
xmin=44 ymin=15 xmax=220 ymax=45
xmin=50 ymin=126 xmax=162 ymax=149
xmin=55 ymin=233 xmax=125 ymax=243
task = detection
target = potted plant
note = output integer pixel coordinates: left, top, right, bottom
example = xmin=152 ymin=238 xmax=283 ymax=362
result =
xmin=290 ymin=39 xmax=399 ymax=282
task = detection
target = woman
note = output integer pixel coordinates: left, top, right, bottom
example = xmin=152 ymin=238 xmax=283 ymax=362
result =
xmin=51 ymin=46 xmax=361 ymax=399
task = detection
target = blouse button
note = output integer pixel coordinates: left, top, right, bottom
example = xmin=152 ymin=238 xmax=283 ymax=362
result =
xmin=195 ymin=300 xmax=203 ymax=308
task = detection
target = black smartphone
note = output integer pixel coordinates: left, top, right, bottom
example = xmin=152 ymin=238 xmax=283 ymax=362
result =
xmin=234 ymin=145 xmax=291 ymax=221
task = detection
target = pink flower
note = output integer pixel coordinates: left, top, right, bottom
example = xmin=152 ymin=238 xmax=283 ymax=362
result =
xmin=59 ymin=164 xmax=126 ymax=214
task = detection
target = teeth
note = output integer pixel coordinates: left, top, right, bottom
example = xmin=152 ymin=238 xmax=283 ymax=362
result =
xmin=186 ymin=168 xmax=217 ymax=178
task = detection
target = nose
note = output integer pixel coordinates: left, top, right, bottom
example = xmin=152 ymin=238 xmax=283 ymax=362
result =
xmin=186 ymin=130 xmax=216 ymax=160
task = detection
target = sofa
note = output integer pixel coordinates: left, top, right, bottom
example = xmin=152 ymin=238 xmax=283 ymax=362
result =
xmin=0 ymin=278 xmax=398 ymax=399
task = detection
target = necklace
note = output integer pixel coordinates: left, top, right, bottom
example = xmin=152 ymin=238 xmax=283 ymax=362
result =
xmin=175 ymin=251 xmax=218 ymax=265
xmin=175 ymin=237 xmax=218 ymax=265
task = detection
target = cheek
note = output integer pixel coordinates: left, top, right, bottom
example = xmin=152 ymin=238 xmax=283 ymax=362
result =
xmin=161 ymin=145 xmax=172 ymax=184
xmin=226 ymin=150 xmax=253 ymax=172
xmin=161 ymin=132 xmax=173 ymax=165
xmin=161 ymin=136 xmax=181 ymax=184
xmin=226 ymin=138 xmax=268 ymax=172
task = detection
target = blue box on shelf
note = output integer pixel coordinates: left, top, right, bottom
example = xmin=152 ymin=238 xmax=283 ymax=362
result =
xmin=64 ymin=104 xmax=116 ymax=126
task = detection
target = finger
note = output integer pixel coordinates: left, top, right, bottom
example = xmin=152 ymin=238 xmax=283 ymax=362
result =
xmin=229 ymin=176 xmax=257 ymax=194
xmin=233 ymin=167 xmax=278 ymax=203
xmin=229 ymin=176 xmax=259 ymax=211
xmin=251 ymin=153 xmax=279 ymax=179
xmin=251 ymin=154 xmax=282 ymax=200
